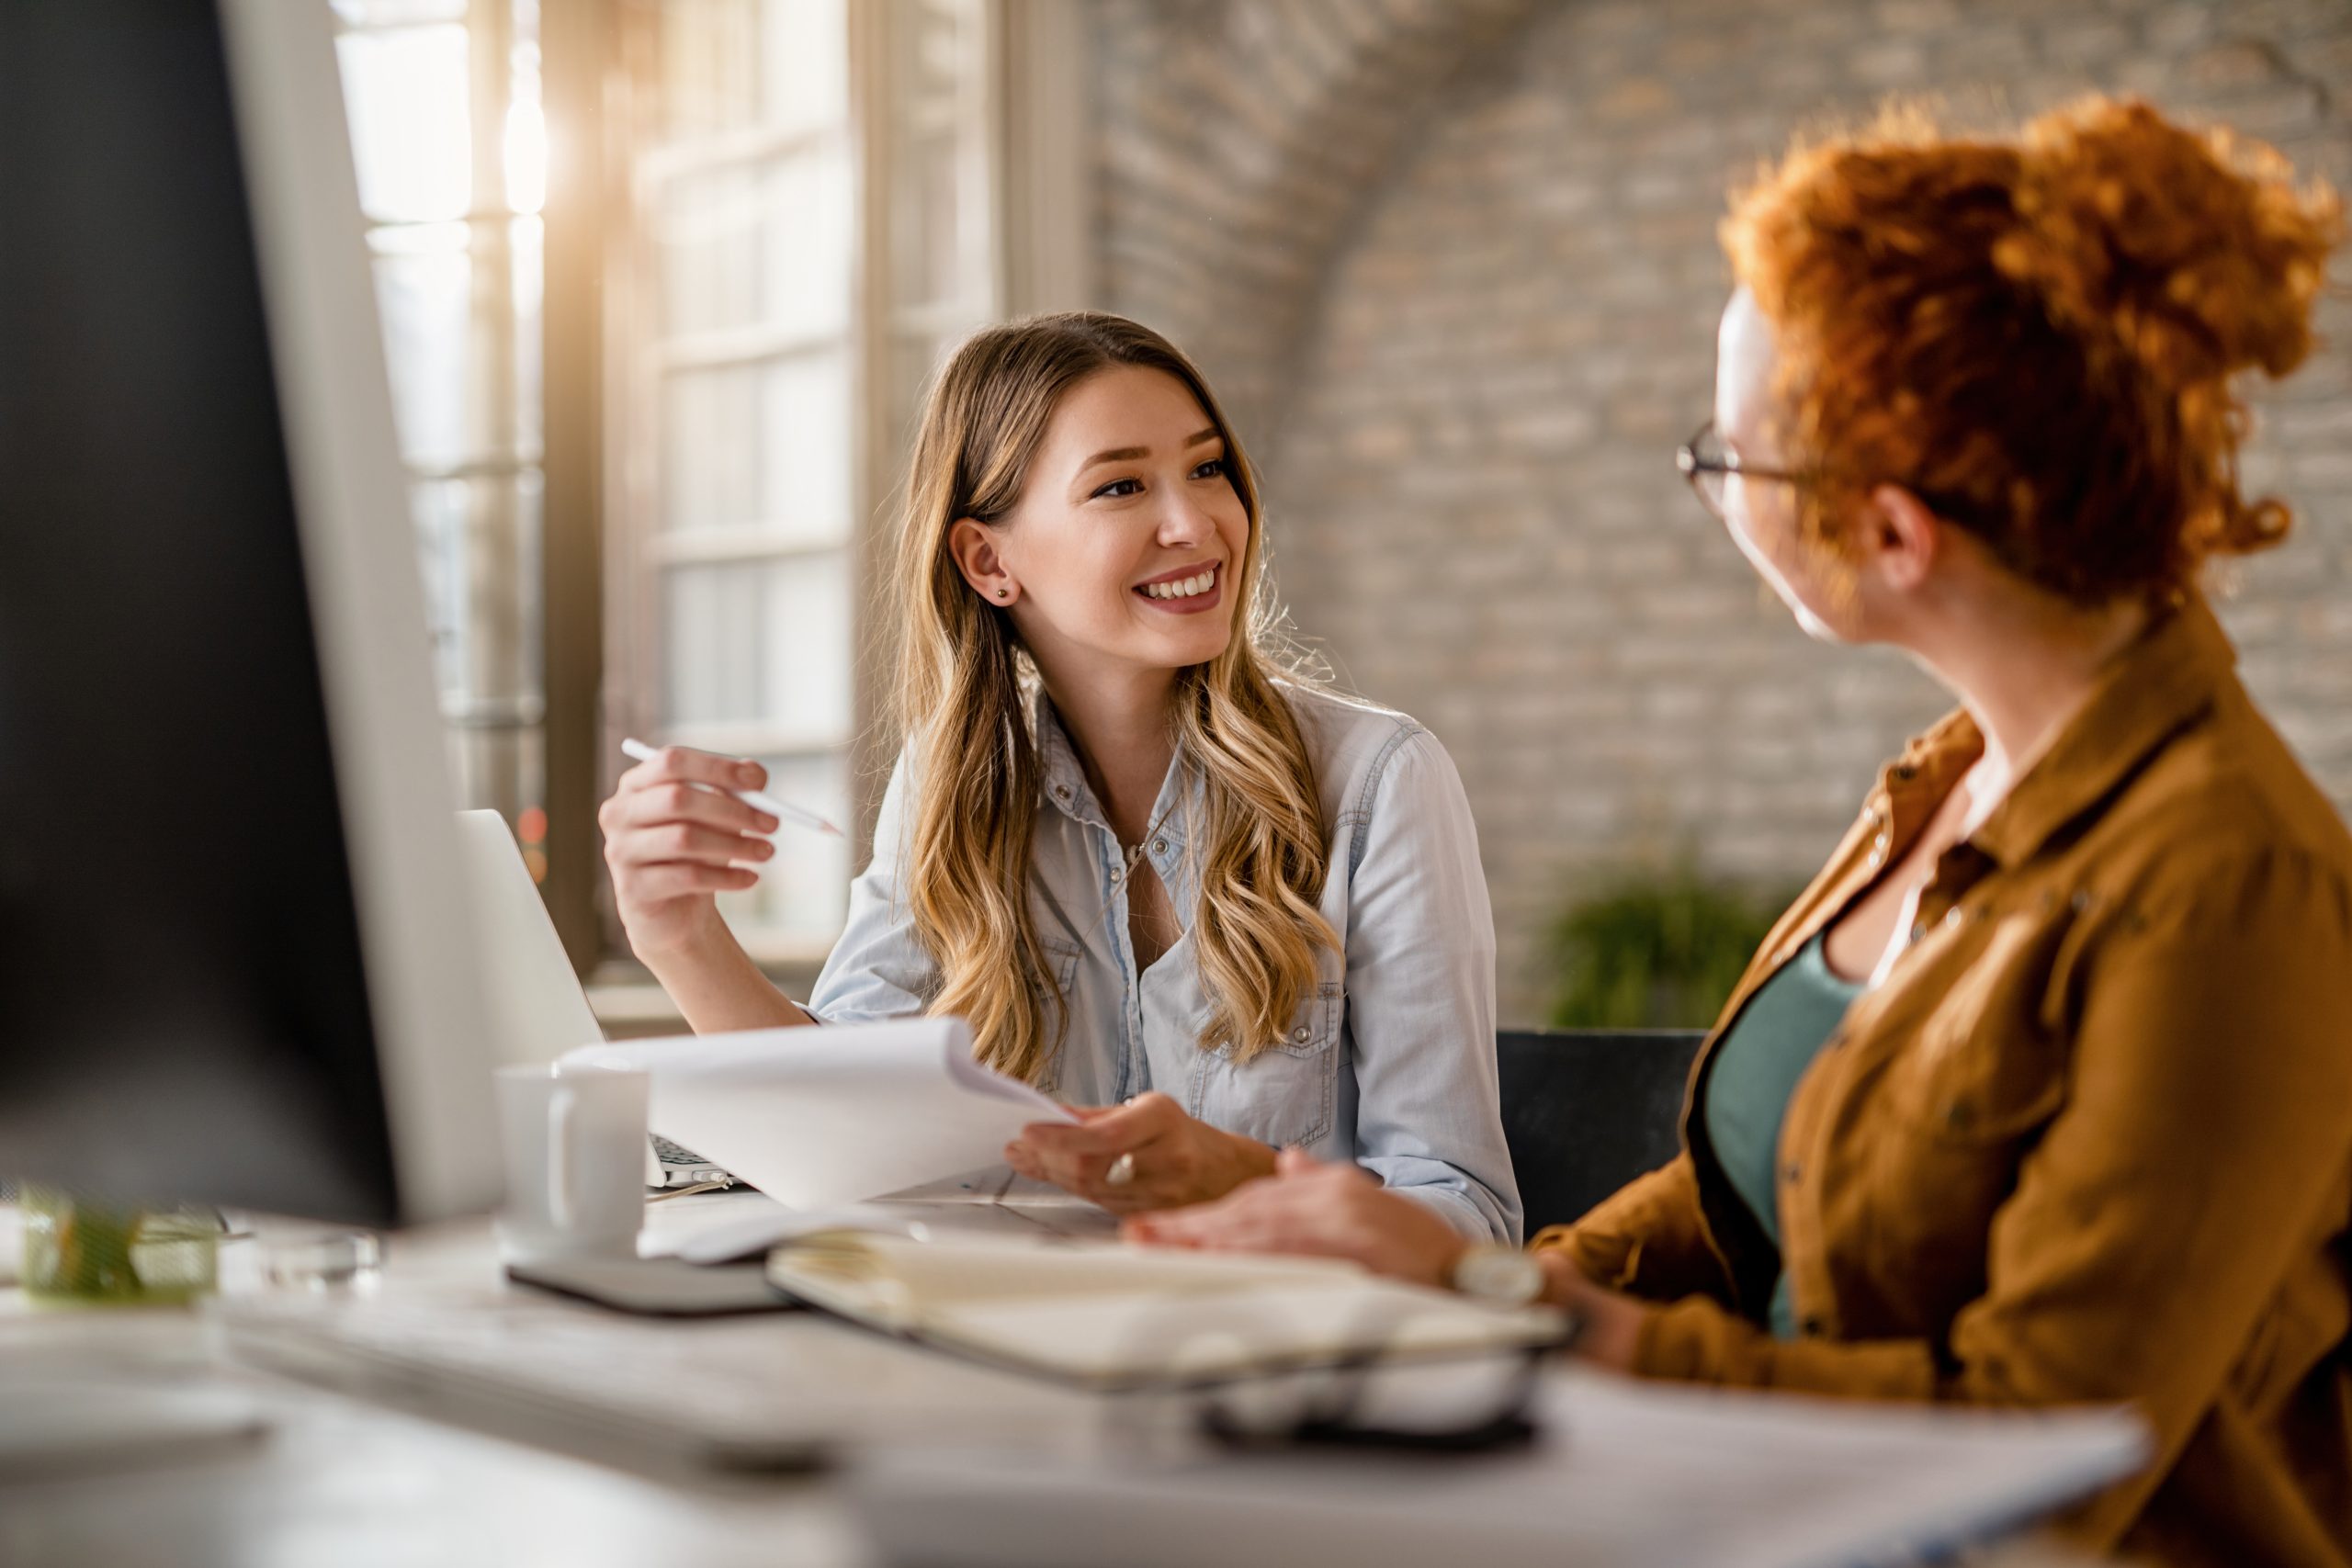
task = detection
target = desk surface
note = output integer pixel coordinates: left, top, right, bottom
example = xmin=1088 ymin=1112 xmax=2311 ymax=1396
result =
xmin=0 ymin=1194 xmax=2103 ymax=1568
xmin=2 ymin=1197 xmax=889 ymax=1568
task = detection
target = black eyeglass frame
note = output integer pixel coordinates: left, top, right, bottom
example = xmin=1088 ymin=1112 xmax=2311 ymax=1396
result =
xmin=1675 ymin=418 xmax=1812 ymax=519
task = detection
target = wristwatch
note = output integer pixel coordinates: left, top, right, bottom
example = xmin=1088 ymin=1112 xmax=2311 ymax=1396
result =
xmin=1448 ymin=1244 xmax=1546 ymax=1305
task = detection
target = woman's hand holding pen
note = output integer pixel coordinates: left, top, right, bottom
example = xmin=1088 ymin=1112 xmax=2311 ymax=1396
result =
xmin=1005 ymin=1091 xmax=1278 ymax=1213
xmin=600 ymin=745 xmax=779 ymax=960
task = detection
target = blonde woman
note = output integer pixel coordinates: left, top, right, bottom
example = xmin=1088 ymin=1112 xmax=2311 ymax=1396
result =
xmin=599 ymin=311 xmax=1520 ymax=1242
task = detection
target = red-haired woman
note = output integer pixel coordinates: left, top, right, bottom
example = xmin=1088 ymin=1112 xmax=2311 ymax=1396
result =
xmin=1133 ymin=98 xmax=2351 ymax=1565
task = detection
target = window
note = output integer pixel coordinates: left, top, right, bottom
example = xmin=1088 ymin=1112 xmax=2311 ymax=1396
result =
xmin=609 ymin=0 xmax=1005 ymax=965
xmin=331 ymin=0 xmax=553 ymax=875
xmin=334 ymin=0 xmax=1088 ymax=983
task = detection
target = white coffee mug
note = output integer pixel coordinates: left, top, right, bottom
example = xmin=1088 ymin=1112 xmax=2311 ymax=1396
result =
xmin=494 ymin=1065 xmax=649 ymax=1264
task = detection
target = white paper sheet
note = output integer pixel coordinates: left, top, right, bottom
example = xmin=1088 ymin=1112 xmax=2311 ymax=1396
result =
xmin=849 ymin=1367 xmax=2148 ymax=1568
xmin=565 ymin=1018 xmax=1079 ymax=1211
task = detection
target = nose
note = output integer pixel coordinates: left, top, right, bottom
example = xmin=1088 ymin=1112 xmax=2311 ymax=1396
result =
xmin=1156 ymin=488 xmax=1216 ymax=548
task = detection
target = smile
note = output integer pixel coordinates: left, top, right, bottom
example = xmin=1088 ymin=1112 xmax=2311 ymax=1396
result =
xmin=1134 ymin=561 xmax=1224 ymax=614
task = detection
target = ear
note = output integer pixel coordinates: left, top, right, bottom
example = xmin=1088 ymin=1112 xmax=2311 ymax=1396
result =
xmin=1859 ymin=483 xmax=1941 ymax=594
xmin=947 ymin=517 xmax=1018 ymax=606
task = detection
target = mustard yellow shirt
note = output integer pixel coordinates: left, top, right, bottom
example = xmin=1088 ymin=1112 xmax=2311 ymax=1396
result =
xmin=1537 ymin=598 xmax=2352 ymax=1566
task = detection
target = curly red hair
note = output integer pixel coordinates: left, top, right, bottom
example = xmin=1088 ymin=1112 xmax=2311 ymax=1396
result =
xmin=1724 ymin=96 xmax=2343 ymax=604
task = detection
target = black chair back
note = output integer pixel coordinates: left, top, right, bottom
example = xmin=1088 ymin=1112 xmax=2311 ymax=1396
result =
xmin=1497 ymin=1028 xmax=1705 ymax=1237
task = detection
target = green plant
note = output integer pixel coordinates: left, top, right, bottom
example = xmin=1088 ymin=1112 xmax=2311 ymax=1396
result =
xmin=1544 ymin=869 xmax=1787 ymax=1031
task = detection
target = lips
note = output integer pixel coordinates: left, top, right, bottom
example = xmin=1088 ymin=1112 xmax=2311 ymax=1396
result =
xmin=1133 ymin=559 xmax=1225 ymax=615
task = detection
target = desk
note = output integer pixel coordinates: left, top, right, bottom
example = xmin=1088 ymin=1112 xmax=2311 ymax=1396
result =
xmin=0 ymin=1196 xmax=2107 ymax=1568
xmin=2 ymin=1201 xmax=879 ymax=1568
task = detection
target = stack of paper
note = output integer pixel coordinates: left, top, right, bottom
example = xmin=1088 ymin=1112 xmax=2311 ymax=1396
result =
xmin=566 ymin=1018 xmax=1078 ymax=1210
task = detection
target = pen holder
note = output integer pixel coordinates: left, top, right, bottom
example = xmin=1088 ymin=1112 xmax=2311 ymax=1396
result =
xmin=19 ymin=1186 xmax=222 ymax=1307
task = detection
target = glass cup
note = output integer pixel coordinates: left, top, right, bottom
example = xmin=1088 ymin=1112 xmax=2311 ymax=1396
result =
xmin=19 ymin=1187 xmax=222 ymax=1306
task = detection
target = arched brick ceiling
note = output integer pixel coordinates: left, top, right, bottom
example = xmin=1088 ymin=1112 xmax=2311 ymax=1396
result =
xmin=1095 ymin=0 xmax=1544 ymax=441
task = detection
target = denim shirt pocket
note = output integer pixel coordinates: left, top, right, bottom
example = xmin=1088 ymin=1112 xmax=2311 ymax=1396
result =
xmin=1189 ymin=981 xmax=1343 ymax=1149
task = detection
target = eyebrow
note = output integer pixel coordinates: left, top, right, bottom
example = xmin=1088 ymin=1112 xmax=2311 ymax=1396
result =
xmin=1077 ymin=428 xmax=1222 ymax=471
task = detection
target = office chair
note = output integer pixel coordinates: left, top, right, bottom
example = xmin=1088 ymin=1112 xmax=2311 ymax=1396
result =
xmin=1497 ymin=1029 xmax=1706 ymax=1237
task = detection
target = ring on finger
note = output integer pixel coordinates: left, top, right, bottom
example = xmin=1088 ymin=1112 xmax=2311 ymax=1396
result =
xmin=1104 ymin=1152 xmax=1137 ymax=1188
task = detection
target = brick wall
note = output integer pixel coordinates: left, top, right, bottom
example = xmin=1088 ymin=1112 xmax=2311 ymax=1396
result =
xmin=1093 ymin=0 xmax=2352 ymax=1023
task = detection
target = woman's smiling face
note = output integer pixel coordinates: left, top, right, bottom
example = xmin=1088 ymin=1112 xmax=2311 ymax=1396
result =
xmin=978 ymin=364 xmax=1252 ymax=676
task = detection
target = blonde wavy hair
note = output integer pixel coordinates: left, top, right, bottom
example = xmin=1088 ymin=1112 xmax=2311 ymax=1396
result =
xmin=885 ymin=311 xmax=1339 ymax=1086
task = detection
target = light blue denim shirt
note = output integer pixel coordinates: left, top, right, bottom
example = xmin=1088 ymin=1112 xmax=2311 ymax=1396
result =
xmin=808 ymin=683 xmax=1521 ymax=1244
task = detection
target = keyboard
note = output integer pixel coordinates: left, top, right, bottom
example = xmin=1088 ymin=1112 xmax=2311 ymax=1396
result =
xmin=212 ymin=1288 xmax=1094 ymax=1472
xmin=651 ymin=1134 xmax=713 ymax=1168
xmin=651 ymin=1134 xmax=734 ymax=1190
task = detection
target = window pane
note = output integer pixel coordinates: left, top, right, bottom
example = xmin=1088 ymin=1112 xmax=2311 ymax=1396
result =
xmin=446 ymin=723 xmax=548 ymax=831
xmin=412 ymin=471 xmax=546 ymax=726
xmin=662 ymin=0 xmax=842 ymax=141
xmin=369 ymin=220 xmax=537 ymax=471
xmin=892 ymin=130 xmax=962 ymax=311
xmin=336 ymin=24 xmax=472 ymax=223
xmin=760 ymin=0 xmax=846 ymax=132
xmin=662 ymin=352 xmax=850 ymax=538
xmin=657 ymin=151 xmax=851 ymax=341
xmin=661 ymin=554 xmax=851 ymax=740
xmin=717 ymin=752 xmax=852 ymax=942
xmin=757 ymin=353 xmax=852 ymax=537
xmin=334 ymin=0 xmax=467 ymax=25
xmin=511 ymin=215 xmax=545 ymax=457
xmin=662 ymin=365 xmax=759 ymax=532
xmin=661 ymin=0 xmax=762 ymax=139
xmin=371 ymin=224 xmax=471 ymax=467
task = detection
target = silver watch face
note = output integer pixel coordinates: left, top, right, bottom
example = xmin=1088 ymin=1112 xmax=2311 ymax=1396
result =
xmin=1453 ymin=1246 xmax=1544 ymax=1305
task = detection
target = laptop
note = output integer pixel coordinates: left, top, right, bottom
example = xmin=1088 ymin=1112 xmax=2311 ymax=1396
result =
xmin=452 ymin=810 xmax=731 ymax=1190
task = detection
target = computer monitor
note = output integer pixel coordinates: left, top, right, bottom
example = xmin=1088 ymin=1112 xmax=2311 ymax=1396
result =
xmin=0 ymin=0 xmax=503 ymax=1225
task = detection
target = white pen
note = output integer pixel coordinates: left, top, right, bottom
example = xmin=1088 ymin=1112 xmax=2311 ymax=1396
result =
xmin=619 ymin=737 xmax=844 ymax=839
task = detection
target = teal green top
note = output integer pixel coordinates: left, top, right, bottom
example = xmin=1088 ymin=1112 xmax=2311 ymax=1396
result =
xmin=1701 ymin=930 xmax=1865 ymax=1338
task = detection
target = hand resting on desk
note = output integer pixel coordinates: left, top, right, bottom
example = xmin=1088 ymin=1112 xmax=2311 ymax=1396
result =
xmin=1125 ymin=1148 xmax=1650 ymax=1370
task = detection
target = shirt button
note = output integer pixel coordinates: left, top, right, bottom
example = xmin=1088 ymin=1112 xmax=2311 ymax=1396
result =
xmin=1943 ymin=907 xmax=1965 ymax=930
xmin=1909 ymin=919 xmax=1928 ymax=942
xmin=1291 ymin=1026 xmax=1311 ymax=1043
xmin=1152 ymin=838 xmax=1168 ymax=854
xmin=1108 ymin=867 xmax=1123 ymax=884
xmin=1054 ymin=784 xmax=1071 ymax=799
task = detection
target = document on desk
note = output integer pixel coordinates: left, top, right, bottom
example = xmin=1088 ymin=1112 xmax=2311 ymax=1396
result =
xmin=565 ymin=1018 xmax=1078 ymax=1211
xmin=764 ymin=1232 xmax=1571 ymax=1391
xmin=850 ymin=1367 xmax=2150 ymax=1568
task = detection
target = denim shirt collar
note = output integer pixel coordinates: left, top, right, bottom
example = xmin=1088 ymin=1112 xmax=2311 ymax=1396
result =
xmin=1030 ymin=686 xmax=1202 ymax=906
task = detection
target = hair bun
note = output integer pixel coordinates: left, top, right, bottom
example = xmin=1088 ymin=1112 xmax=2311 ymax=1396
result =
xmin=1992 ymin=98 xmax=2342 ymax=392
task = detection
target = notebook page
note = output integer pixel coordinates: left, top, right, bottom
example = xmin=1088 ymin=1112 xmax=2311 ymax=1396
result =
xmin=566 ymin=1019 xmax=1080 ymax=1209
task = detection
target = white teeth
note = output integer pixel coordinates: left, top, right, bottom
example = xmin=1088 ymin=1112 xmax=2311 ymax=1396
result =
xmin=1142 ymin=565 xmax=1216 ymax=601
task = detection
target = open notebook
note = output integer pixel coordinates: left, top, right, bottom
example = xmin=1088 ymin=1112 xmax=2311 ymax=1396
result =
xmin=763 ymin=1233 xmax=1573 ymax=1392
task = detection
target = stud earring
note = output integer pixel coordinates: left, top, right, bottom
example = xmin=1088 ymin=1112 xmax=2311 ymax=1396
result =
xmin=996 ymin=587 xmax=1012 ymax=600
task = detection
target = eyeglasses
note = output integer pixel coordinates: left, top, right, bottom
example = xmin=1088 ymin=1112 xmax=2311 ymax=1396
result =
xmin=1675 ymin=419 xmax=1810 ymax=522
